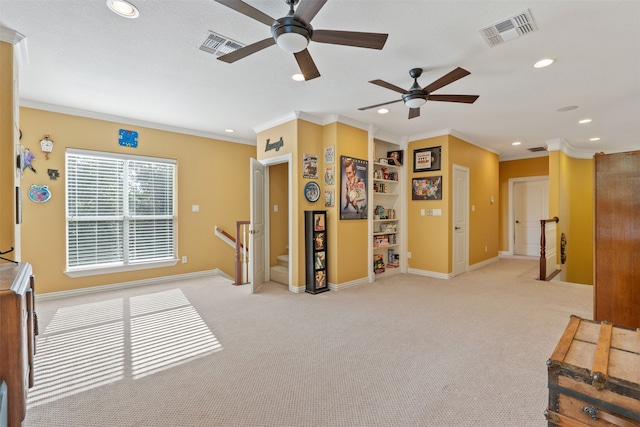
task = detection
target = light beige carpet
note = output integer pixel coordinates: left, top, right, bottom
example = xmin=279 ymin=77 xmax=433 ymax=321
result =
xmin=25 ymin=258 xmax=592 ymax=426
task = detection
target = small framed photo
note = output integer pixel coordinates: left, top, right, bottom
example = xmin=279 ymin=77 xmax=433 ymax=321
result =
xmin=314 ymin=213 xmax=325 ymax=231
xmin=413 ymin=146 xmax=441 ymax=172
xmin=412 ymin=176 xmax=443 ymax=200
xmin=387 ymin=150 xmax=403 ymax=166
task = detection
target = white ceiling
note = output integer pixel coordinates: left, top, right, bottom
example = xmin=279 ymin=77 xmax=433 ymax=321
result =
xmin=1 ymin=0 xmax=639 ymax=160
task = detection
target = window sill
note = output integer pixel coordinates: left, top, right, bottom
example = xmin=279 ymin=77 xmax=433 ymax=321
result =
xmin=64 ymin=259 xmax=180 ymax=278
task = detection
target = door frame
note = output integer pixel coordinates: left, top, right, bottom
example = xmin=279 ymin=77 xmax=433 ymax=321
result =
xmin=253 ymin=153 xmax=293 ymax=291
xmin=507 ymin=175 xmax=548 ymax=256
xmin=452 ymin=164 xmax=469 ymax=276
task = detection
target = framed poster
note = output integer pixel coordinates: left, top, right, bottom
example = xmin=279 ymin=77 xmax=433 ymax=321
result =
xmin=412 ymin=176 xmax=443 ymax=200
xmin=340 ymin=156 xmax=368 ymax=220
xmin=324 ymin=189 xmax=335 ymax=207
xmin=303 ymin=153 xmax=318 ymax=179
xmin=324 ymin=145 xmax=335 ymax=164
xmin=413 ymin=146 xmax=441 ymax=172
xmin=324 ymin=166 xmax=335 ymax=185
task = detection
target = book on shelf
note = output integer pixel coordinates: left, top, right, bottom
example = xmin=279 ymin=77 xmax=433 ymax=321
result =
xmin=373 ymin=254 xmax=385 ymax=274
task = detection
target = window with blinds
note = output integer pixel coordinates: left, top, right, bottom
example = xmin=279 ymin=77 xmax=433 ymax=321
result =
xmin=66 ymin=149 xmax=176 ymax=273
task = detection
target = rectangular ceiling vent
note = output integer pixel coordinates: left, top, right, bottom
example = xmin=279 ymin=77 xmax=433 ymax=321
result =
xmin=527 ymin=146 xmax=547 ymax=153
xmin=479 ymin=10 xmax=537 ymax=47
xmin=199 ymin=31 xmax=245 ymax=56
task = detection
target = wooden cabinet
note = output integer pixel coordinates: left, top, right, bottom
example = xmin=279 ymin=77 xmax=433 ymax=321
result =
xmin=372 ymin=139 xmax=403 ymax=278
xmin=593 ymin=150 xmax=640 ymax=329
xmin=305 ymin=211 xmax=329 ymax=294
xmin=0 ymin=263 xmax=36 ymax=427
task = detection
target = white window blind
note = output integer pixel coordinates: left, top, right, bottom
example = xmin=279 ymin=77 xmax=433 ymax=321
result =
xmin=66 ymin=150 xmax=176 ymax=271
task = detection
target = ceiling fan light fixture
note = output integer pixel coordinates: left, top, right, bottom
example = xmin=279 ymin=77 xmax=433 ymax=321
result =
xmin=272 ymin=17 xmax=310 ymax=53
xmin=106 ymin=0 xmax=139 ymax=18
xmin=403 ymin=95 xmax=427 ymax=109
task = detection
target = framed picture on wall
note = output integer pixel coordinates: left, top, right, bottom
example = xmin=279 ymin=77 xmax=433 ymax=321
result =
xmin=413 ymin=146 xmax=441 ymax=172
xmin=412 ymin=176 xmax=443 ymax=200
xmin=340 ymin=156 xmax=368 ymax=220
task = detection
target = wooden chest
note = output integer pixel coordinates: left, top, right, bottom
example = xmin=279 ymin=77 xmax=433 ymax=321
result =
xmin=546 ymin=315 xmax=640 ymax=426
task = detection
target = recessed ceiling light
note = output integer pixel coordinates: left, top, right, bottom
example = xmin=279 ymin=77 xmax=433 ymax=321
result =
xmin=378 ymin=108 xmax=389 ymax=114
xmin=557 ymin=105 xmax=579 ymax=112
xmin=512 ymin=141 xmax=521 ymax=146
xmin=291 ymin=74 xmax=305 ymax=81
xmin=106 ymin=0 xmax=139 ymax=18
xmin=589 ymin=137 xmax=601 ymax=142
xmin=225 ymin=129 xmax=235 ymax=133
xmin=533 ymin=58 xmax=554 ymax=68
xmin=578 ymin=118 xmax=592 ymax=124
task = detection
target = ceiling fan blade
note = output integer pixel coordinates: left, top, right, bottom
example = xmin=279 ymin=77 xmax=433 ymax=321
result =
xmin=358 ymin=99 xmax=403 ymax=111
xmin=408 ymin=108 xmax=420 ymax=119
xmin=369 ymin=79 xmax=406 ymax=94
xmin=294 ymin=0 xmax=327 ymax=25
xmin=428 ymin=94 xmax=479 ymax=104
xmin=294 ymin=49 xmax=321 ymax=81
xmin=311 ymin=30 xmax=388 ymax=50
xmin=423 ymin=67 xmax=471 ymax=93
xmin=214 ymin=0 xmax=275 ymax=26
xmin=217 ymin=38 xmax=275 ymax=63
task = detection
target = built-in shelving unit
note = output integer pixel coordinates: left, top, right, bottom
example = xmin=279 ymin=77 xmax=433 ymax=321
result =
xmin=372 ymin=139 xmax=403 ymax=278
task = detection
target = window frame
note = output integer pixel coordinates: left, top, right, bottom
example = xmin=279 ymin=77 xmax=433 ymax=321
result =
xmin=65 ymin=148 xmax=179 ymax=278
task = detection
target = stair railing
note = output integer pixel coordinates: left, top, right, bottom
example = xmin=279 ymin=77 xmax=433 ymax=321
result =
xmin=215 ymin=221 xmax=250 ymax=285
xmin=539 ymin=216 xmax=559 ymax=280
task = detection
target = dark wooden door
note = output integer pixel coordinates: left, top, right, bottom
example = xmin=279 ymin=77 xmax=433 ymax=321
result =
xmin=594 ymin=150 xmax=640 ymax=328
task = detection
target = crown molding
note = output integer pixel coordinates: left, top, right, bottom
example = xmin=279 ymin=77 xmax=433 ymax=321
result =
xmin=546 ymin=138 xmax=597 ymax=159
xmin=21 ymin=100 xmax=256 ymax=146
xmin=0 ymin=27 xmax=28 ymax=66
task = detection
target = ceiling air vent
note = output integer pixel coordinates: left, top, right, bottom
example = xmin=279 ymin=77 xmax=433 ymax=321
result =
xmin=479 ymin=10 xmax=537 ymax=47
xmin=199 ymin=31 xmax=245 ymax=56
xmin=527 ymin=146 xmax=547 ymax=153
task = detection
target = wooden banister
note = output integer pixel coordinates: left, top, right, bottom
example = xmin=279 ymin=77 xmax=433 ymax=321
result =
xmin=540 ymin=217 xmax=559 ymax=280
xmin=215 ymin=222 xmax=250 ymax=285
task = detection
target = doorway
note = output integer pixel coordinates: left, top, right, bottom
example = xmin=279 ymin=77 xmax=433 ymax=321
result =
xmin=249 ymin=154 xmax=292 ymax=293
xmin=509 ymin=176 xmax=549 ymax=256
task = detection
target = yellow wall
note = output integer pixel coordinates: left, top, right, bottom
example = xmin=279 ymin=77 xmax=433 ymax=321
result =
xmin=556 ymin=152 xmax=594 ymax=284
xmin=449 ymin=136 xmax=500 ymax=266
xmin=18 ymin=107 xmax=256 ymax=293
xmin=406 ymin=135 xmax=498 ymax=274
xmin=407 ymin=135 xmax=449 ymax=273
xmin=268 ymin=162 xmax=288 ymax=266
xmin=498 ymin=157 xmax=549 ymax=251
xmin=333 ymin=123 xmax=369 ymax=284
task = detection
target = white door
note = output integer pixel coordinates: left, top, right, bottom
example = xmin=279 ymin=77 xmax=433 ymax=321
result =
xmin=452 ymin=165 xmax=469 ymax=276
xmin=250 ymin=158 xmax=266 ymax=293
xmin=514 ymin=180 xmax=549 ymax=256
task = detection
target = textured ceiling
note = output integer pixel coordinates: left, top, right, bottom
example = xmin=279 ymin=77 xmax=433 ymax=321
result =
xmin=1 ymin=0 xmax=639 ymax=160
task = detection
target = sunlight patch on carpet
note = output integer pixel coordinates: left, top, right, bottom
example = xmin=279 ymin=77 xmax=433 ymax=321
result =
xmin=28 ymin=289 xmax=222 ymax=407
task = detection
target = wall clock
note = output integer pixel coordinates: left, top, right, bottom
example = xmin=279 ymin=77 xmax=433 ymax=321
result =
xmin=304 ymin=182 xmax=320 ymax=203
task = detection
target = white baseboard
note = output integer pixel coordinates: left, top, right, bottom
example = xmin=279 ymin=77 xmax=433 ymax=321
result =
xmin=407 ymin=268 xmax=452 ymax=279
xmin=469 ymin=256 xmax=499 ymax=271
xmin=36 ymin=269 xmax=222 ymax=301
xmin=328 ymin=277 xmax=369 ymax=291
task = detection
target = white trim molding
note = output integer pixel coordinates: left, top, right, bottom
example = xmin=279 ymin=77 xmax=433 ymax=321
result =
xmin=0 ymin=28 xmax=28 ymax=66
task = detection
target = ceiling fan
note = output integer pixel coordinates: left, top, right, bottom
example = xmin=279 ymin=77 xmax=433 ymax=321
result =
xmin=359 ymin=67 xmax=479 ymax=119
xmin=213 ymin=0 xmax=388 ymax=81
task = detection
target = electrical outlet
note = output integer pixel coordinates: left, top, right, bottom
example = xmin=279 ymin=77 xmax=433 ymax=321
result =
xmin=182 ymin=256 xmax=187 ymax=263
xmin=407 ymin=252 xmax=412 ymax=259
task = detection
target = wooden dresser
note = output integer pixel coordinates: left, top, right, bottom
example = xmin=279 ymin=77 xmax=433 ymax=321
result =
xmin=0 ymin=263 xmax=36 ymax=427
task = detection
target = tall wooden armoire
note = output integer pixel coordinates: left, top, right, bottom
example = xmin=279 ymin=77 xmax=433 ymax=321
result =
xmin=593 ymin=150 xmax=639 ymax=328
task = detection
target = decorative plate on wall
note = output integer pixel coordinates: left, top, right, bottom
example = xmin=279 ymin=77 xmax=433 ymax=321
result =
xmin=304 ymin=181 xmax=320 ymax=203
xmin=28 ymin=184 xmax=51 ymax=203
